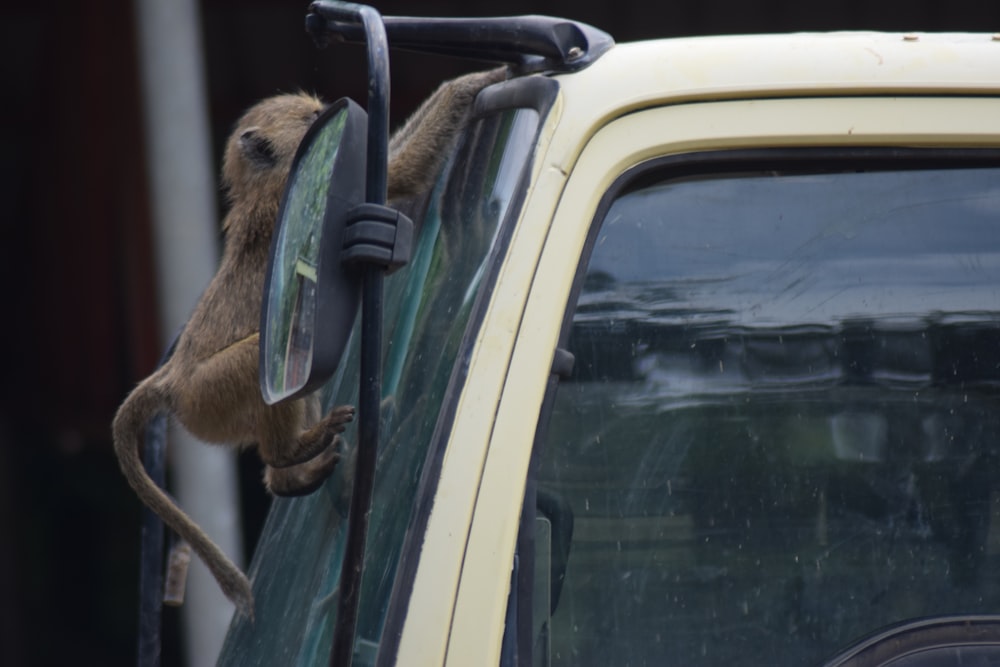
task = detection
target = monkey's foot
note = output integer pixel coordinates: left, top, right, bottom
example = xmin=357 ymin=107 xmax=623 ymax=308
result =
xmin=265 ymin=441 xmax=340 ymax=497
xmin=263 ymin=404 xmax=354 ymax=496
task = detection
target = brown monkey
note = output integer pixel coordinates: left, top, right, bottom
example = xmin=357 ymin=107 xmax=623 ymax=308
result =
xmin=114 ymin=93 xmax=353 ymax=618
xmin=113 ymin=67 xmax=508 ymax=618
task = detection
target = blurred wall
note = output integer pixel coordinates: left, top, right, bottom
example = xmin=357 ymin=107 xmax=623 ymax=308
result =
xmin=2 ymin=1 xmax=998 ymax=665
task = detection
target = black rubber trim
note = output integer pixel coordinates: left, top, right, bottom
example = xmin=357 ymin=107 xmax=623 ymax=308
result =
xmin=822 ymin=615 xmax=1000 ymax=667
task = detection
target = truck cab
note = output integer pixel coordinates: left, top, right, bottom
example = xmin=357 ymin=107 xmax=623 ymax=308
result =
xmin=216 ymin=10 xmax=1000 ymax=666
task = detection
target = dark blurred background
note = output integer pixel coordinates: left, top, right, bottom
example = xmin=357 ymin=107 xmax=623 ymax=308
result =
xmin=2 ymin=1 xmax=998 ymax=665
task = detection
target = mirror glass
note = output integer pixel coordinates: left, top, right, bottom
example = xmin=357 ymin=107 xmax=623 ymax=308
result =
xmin=261 ymin=104 xmax=350 ymax=404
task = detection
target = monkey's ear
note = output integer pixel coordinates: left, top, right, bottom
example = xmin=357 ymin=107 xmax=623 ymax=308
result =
xmin=239 ymin=128 xmax=278 ymax=169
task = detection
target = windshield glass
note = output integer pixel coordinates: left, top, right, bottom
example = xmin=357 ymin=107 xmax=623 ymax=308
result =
xmin=219 ymin=106 xmax=541 ymax=666
xmin=535 ymin=162 xmax=1000 ymax=666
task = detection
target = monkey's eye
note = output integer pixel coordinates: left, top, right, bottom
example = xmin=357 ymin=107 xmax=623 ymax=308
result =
xmin=240 ymin=129 xmax=278 ymax=168
xmin=300 ymin=109 xmax=321 ymax=126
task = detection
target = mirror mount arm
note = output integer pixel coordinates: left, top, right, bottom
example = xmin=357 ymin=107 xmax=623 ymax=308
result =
xmin=313 ymin=4 xmax=392 ymax=667
xmin=341 ymin=203 xmax=413 ymax=274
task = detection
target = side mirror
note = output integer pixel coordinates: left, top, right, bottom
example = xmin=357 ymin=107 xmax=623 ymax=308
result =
xmin=259 ymin=97 xmax=368 ymax=405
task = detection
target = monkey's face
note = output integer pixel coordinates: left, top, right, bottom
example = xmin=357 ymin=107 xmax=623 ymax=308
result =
xmin=222 ymin=92 xmax=325 ymax=214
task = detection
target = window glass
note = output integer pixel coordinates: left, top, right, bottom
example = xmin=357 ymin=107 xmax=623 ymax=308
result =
xmin=535 ymin=164 xmax=1000 ymax=666
xmin=354 ymin=107 xmax=539 ymax=663
xmin=219 ymin=106 xmax=539 ymax=666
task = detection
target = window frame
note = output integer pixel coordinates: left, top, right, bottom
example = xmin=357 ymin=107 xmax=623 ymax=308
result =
xmin=511 ymin=146 xmax=1000 ymax=666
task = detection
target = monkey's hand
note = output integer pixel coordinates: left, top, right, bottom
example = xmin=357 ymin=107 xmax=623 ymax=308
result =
xmin=264 ymin=404 xmax=355 ymax=496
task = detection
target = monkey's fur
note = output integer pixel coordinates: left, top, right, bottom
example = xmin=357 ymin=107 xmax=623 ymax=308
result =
xmin=113 ymin=67 xmax=507 ymax=618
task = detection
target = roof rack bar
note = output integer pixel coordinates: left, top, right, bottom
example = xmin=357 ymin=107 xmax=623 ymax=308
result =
xmin=307 ymin=3 xmax=614 ymax=73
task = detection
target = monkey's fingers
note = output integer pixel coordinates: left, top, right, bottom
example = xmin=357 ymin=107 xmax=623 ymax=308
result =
xmin=325 ymin=404 xmax=356 ymax=431
xmin=265 ymin=442 xmax=340 ymax=497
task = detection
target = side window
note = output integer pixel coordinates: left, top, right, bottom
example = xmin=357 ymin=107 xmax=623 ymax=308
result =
xmin=531 ymin=160 xmax=1000 ymax=666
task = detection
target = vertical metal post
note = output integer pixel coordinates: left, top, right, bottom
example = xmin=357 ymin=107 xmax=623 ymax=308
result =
xmin=137 ymin=412 xmax=167 ymax=667
xmin=136 ymin=331 xmax=181 ymax=667
xmin=326 ymin=4 xmax=390 ymax=666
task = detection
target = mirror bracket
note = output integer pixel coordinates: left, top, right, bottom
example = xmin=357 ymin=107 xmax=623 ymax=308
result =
xmin=341 ymin=202 xmax=413 ymax=273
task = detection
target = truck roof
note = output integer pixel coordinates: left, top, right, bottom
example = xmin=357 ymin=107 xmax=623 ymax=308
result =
xmin=555 ymin=32 xmax=1000 ymax=122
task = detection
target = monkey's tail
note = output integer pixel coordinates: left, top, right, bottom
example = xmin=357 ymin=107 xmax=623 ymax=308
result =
xmin=112 ymin=375 xmax=254 ymax=618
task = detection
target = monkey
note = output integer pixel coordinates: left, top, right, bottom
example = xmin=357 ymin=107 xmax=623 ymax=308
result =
xmin=114 ymin=92 xmax=353 ymax=618
xmin=113 ymin=67 xmax=509 ymax=618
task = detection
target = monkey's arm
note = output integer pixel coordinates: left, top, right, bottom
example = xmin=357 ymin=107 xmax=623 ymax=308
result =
xmin=388 ymin=67 xmax=508 ymax=200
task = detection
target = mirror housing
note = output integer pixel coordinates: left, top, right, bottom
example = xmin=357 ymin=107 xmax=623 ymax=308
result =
xmin=259 ymin=97 xmax=368 ymax=405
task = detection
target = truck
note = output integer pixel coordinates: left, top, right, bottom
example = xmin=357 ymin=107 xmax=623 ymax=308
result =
xmin=137 ymin=3 xmax=1000 ymax=666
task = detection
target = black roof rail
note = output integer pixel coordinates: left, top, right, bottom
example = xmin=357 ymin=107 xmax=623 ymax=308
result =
xmin=306 ymin=2 xmax=615 ymax=74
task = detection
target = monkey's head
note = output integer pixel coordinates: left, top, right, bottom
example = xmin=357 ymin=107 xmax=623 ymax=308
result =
xmin=222 ymin=92 xmax=325 ymax=220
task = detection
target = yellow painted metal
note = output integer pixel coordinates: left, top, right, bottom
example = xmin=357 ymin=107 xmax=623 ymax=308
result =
xmin=550 ymin=33 xmax=1000 ymax=160
xmin=393 ymin=32 xmax=1000 ymax=666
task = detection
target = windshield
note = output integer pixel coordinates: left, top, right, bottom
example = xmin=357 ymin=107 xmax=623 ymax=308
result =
xmin=219 ymin=105 xmax=541 ymax=666
xmin=534 ymin=160 xmax=1000 ymax=666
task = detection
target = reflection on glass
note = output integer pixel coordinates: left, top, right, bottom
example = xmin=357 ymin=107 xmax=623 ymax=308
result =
xmin=262 ymin=109 xmax=347 ymax=403
xmin=540 ymin=166 xmax=1000 ymax=666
